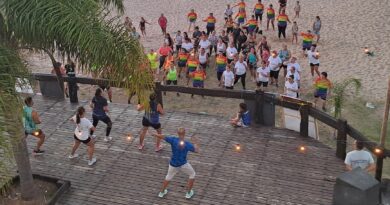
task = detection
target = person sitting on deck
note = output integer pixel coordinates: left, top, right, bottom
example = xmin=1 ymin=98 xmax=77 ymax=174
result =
xmin=230 ymin=103 xmax=251 ymax=127
xmin=345 ymin=140 xmax=376 ymax=173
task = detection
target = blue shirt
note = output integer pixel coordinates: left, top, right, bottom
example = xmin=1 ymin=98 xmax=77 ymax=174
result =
xmin=241 ymin=110 xmax=251 ymax=126
xmin=92 ymin=96 xmax=108 ymax=117
xmin=165 ymin=136 xmax=195 ymax=167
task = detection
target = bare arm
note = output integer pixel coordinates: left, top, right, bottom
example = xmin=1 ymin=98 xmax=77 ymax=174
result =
xmin=345 ymin=164 xmax=353 ymax=171
xmin=32 ymin=111 xmax=41 ymax=124
xmin=365 ymin=163 xmax=376 ymax=173
xmin=157 ymin=103 xmax=164 ymax=115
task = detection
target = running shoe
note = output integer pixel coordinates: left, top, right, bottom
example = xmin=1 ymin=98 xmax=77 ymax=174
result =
xmin=88 ymin=157 xmax=97 ymax=166
xmin=104 ymin=136 xmax=113 ymax=142
xmin=158 ymin=189 xmax=168 ymax=198
xmin=68 ymin=153 xmax=79 ymax=159
xmin=138 ymin=143 xmax=145 ymax=150
xmin=155 ymin=144 xmax=163 ymax=152
xmin=185 ymin=189 xmax=194 ymax=199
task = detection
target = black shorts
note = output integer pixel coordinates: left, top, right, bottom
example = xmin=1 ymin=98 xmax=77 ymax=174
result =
xmin=178 ymin=61 xmax=186 ymax=68
xmin=200 ymin=63 xmax=207 ymax=69
xmin=166 ymin=80 xmax=177 ymax=85
xmin=74 ymin=134 xmax=91 ymax=144
xmin=257 ymin=81 xmax=268 ymax=87
xmin=142 ymin=117 xmax=161 ymax=130
xmin=248 ymin=62 xmax=257 ymax=70
xmin=270 ymin=70 xmax=280 ymax=79
xmin=310 ymin=63 xmax=320 ymax=67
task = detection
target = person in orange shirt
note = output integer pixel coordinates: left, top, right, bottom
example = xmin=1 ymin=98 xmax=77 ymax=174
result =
xmin=253 ymin=0 xmax=264 ymax=23
xmin=186 ymin=53 xmax=199 ymax=86
xmin=189 ymin=66 xmax=206 ymax=98
xmin=266 ymin=4 xmax=275 ymax=31
xmin=177 ymin=48 xmax=189 ymax=78
xmin=235 ymin=8 xmax=246 ymax=26
xmin=162 ymin=52 xmax=174 ymax=83
xmin=245 ymin=15 xmax=258 ymax=34
xmin=203 ymin=13 xmax=216 ymax=35
xmin=233 ymin=0 xmax=246 ymax=10
xmin=187 ymin=9 xmax=197 ymax=32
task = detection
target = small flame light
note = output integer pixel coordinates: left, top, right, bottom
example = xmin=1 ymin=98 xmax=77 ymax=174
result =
xmin=315 ymin=52 xmax=320 ymax=57
xmin=127 ymin=134 xmax=132 ymax=141
xmin=235 ymin=144 xmax=241 ymax=151
xmin=363 ymin=47 xmax=374 ymax=56
xmin=180 ymin=141 xmax=185 ymax=146
xmin=374 ymin=148 xmax=383 ymax=155
xmin=33 ymin=131 xmax=40 ymax=136
xmin=298 ymin=145 xmax=306 ymax=153
xmin=271 ymin=53 xmax=276 ymax=57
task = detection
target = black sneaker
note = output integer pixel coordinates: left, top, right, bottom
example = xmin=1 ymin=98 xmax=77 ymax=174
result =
xmin=33 ymin=149 xmax=45 ymax=155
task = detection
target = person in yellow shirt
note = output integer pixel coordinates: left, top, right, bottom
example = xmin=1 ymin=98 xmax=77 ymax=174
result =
xmin=147 ymin=48 xmax=159 ymax=74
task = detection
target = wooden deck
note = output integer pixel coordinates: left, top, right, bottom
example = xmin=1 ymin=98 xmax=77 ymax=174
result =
xmin=24 ymin=96 xmax=344 ymax=205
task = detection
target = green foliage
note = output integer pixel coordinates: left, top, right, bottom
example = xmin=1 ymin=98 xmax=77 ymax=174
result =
xmin=331 ymin=78 xmax=362 ymax=118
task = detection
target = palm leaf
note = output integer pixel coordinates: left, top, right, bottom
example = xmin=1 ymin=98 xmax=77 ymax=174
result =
xmin=331 ymin=78 xmax=362 ymax=118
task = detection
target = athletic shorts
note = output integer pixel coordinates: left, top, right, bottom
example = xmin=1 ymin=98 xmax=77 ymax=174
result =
xmin=257 ymin=81 xmax=268 ymax=87
xmin=73 ymin=134 xmax=91 ymax=144
xmin=193 ymin=81 xmax=204 ymax=88
xmin=314 ymin=90 xmax=327 ymax=100
xmin=200 ymin=63 xmax=207 ymax=69
xmin=166 ymin=80 xmax=177 ymax=85
xmin=165 ymin=163 xmax=196 ymax=181
xmin=178 ymin=61 xmax=186 ymax=68
xmin=248 ymin=62 xmax=257 ymax=70
xmin=310 ymin=63 xmax=320 ymax=67
xmin=302 ymin=43 xmax=312 ymax=50
xmin=142 ymin=117 xmax=161 ymax=130
xmin=267 ymin=15 xmax=275 ymax=20
xmin=270 ymin=70 xmax=280 ymax=79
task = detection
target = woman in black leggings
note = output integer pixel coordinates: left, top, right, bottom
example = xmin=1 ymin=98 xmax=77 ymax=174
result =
xmin=276 ymin=10 xmax=291 ymax=39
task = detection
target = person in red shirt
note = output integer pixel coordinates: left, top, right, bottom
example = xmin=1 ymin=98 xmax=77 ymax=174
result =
xmin=158 ymin=14 xmax=168 ymax=36
xmin=158 ymin=43 xmax=173 ymax=71
xmin=187 ymin=9 xmax=197 ymax=32
xmin=203 ymin=13 xmax=216 ymax=36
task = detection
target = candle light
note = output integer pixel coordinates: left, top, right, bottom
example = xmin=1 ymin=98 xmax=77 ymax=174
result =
xmin=127 ymin=134 xmax=132 ymax=141
xmin=298 ymin=145 xmax=306 ymax=152
xmin=33 ymin=131 xmax=40 ymax=136
xmin=180 ymin=140 xmax=185 ymax=146
xmin=364 ymin=47 xmax=370 ymax=54
xmin=235 ymin=144 xmax=241 ymax=151
xmin=374 ymin=148 xmax=382 ymax=155
xmin=315 ymin=52 xmax=320 ymax=57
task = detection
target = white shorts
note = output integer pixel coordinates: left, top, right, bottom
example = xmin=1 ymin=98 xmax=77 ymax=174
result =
xmin=165 ymin=163 xmax=196 ymax=181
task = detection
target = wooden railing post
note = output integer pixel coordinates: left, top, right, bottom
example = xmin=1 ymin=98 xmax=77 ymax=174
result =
xmin=336 ymin=119 xmax=348 ymax=160
xmin=375 ymin=155 xmax=384 ymax=181
xmin=155 ymin=82 xmax=163 ymax=107
xmin=299 ymin=104 xmax=309 ymax=137
xmin=255 ymin=90 xmax=264 ymax=124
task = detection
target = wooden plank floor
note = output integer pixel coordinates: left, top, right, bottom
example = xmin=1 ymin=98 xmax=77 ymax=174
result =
xmin=24 ymin=96 xmax=344 ymax=205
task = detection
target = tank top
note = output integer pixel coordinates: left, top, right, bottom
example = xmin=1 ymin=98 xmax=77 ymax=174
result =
xmin=241 ymin=111 xmax=251 ymax=127
xmin=199 ymin=53 xmax=207 ymax=64
xmin=217 ymin=43 xmax=226 ymax=53
xmin=144 ymin=101 xmax=159 ymax=124
xmin=166 ymin=69 xmax=177 ymax=81
xmin=23 ymin=106 xmax=37 ymax=133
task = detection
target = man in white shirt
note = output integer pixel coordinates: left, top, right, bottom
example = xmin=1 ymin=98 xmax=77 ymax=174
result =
xmin=287 ymin=57 xmax=301 ymax=74
xmin=256 ymin=61 xmax=270 ymax=91
xmin=182 ymin=38 xmax=194 ymax=52
xmin=234 ymin=55 xmax=248 ymax=90
xmin=221 ymin=65 xmax=235 ymax=89
xmin=267 ymin=51 xmax=282 ymax=87
xmin=345 ymin=140 xmax=375 ymax=173
xmin=226 ymin=43 xmax=238 ymax=64
xmin=306 ymin=45 xmax=320 ymax=77
xmin=199 ymin=35 xmax=211 ymax=52
xmin=224 ymin=4 xmax=234 ymax=18
xmin=284 ymin=75 xmax=299 ymax=98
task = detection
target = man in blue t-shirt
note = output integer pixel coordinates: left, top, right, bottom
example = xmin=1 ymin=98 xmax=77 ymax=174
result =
xmin=153 ymin=128 xmax=200 ymax=199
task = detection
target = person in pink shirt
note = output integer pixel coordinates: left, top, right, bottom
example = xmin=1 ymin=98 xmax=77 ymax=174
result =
xmin=158 ymin=14 xmax=168 ymax=35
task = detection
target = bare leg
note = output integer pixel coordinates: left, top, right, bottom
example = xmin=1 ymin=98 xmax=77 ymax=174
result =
xmin=267 ymin=19 xmax=270 ymax=30
xmin=310 ymin=66 xmax=315 ymax=77
xmin=271 ymin=20 xmax=275 ymax=30
xmin=139 ymin=127 xmax=148 ymax=146
xmin=314 ymin=66 xmax=320 ymax=76
xmin=86 ymin=140 xmax=95 ymax=161
xmin=160 ymin=180 xmax=170 ymax=192
xmin=71 ymin=140 xmax=81 ymax=155
xmin=34 ymin=133 xmax=45 ymax=151
xmin=186 ymin=179 xmax=195 ymax=192
xmin=156 ymin=128 xmax=162 ymax=147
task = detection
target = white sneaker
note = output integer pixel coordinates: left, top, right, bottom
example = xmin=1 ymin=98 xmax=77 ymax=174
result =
xmin=68 ymin=153 xmax=79 ymax=159
xmin=104 ymin=136 xmax=112 ymax=142
xmin=158 ymin=189 xmax=168 ymax=198
xmin=88 ymin=157 xmax=97 ymax=166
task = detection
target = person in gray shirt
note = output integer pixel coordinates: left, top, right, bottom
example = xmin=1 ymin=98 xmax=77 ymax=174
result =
xmin=312 ymin=16 xmax=321 ymax=42
xmin=344 ymin=140 xmax=375 ymax=172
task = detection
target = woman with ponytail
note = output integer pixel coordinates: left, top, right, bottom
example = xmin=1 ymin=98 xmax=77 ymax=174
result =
xmin=69 ymin=106 xmax=97 ymax=166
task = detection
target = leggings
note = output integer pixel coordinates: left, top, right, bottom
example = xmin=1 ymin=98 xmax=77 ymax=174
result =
xmin=209 ymin=45 xmax=217 ymax=55
xmin=159 ymin=56 xmax=167 ymax=69
xmin=278 ymin=25 xmax=287 ymax=39
xmin=255 ymin=13 xmax=263 ymax=22
xmin=234 ymin=73 xmax=246 ymax=89
xmin=206 ymin=26 xmax=215 ymax=36
xmin=91 ymin=114 xmax=112 ymax=137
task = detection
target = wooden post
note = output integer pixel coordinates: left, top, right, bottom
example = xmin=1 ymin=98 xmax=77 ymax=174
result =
xmin=155 ymin=82 xmax=163 ymax=107
xmin=375 ymin=76 xmax=390 ymax=181
xmin=336 ymin=119 xmax=348 ymax=160
xmin=299 ymin=104 xmax=309 ymax=137
xmin=255 ymin=90 xmax=264 ymax=124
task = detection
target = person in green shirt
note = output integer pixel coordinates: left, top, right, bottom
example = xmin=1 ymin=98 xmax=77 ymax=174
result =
xmin=165 ymin=66 xmax=180 ymax=96
xmin=23 ymin=97 xmax=46 ymax=155
xmin=147 ymin=48 xmax=159 ymax=73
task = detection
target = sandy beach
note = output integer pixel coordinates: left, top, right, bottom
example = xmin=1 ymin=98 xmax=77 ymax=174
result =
xmin=25 ymin=0 xmax=390 ymax=102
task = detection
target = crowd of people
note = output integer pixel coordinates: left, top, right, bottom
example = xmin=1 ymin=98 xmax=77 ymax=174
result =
xmin=123 ymin=0 xmax=330 ymax=111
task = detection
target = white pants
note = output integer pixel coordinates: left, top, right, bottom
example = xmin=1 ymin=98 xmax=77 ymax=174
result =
xmin=165 ymin=163 xmax=196 ymax=181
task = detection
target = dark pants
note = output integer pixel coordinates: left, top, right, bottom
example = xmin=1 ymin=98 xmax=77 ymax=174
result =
xmin=206 ymin=26 xmax=215 ymax=36
xmin=278 ymin=25 xmax=287 ymax=39
xmin=217 ymin=71 xmax=224 ymax=81
xmin=255 ymin=13 xmax=263 ymax=21
xmin=234 ymin=73 xmax=246 ymax=89
xmin=159 ymin=56 xmax=167 ymax=69
xmin=176 ymin=45 xmax=181 ymax=53
xmin=91 ymin=114 xmax=112 ymax=137
xmin=209 ymin=45 xmax=217 ymax=55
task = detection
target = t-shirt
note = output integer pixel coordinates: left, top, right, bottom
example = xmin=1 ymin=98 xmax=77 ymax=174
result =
xmin=147 ymin=53 xmax=158 ymax=69
xmin=240 ymin=110 xmax=251 ymax=126
xmin=178 ymin=52 xmax=189 ymax=63
xmin=307 ymin=50 xmax=320 ymax=64
xmin=73 ymin=116 xmax=93 ymax=140
xmin=235 ymin=61 xmax=247 ymax=75
xmin=92 ymin=96 xmax=108 ymax=117
xmin=216 ymin=56 xmax=228 ymax=72
xmin=254 ymin=3 xmax=264 ymax=14
xmin=166 ymin=68 xmax=177 ymax=81
xmin=226 ymin=47 xmax=238 ymax=59
xmin=198 ymin=52 xmax=208 ymax=64
xmin=267 ymin=56 xmax=282 ymax=71
xmin=204 ymin=16 xmax=216 ymax=27
xmin=257 ymin=67 xmax=270 ymax=82
xmin=285 ymin=81 xmax=299 ymax=98
xmin=314 ymin=77 xmax=332 ymax=94
xmin=301 ymin=32 xmax=314 ymax=44
xmin=222 ymin=70 xmax=235 ymax=87
xmin=199 ymin=39 xmax=211 ymax=49
xmin=187 ymin=59 xmax=199 ymax=72
xmin=165 ymin=136 xmax=195 ymax=167
xmin=286 ymin=71 xmax=301 ymax=82
xmin=287 ymin=62 xmax=301 ymax=73
xmin=158 ymin=16 xmax=167 ymax=28
xmin=246 ymin=19 xmax=257 ymax=31
xmin=191 ymin=70 xmax=206 ymax=81
xmin=175 ymin=35 xmax=183 ymax=45
xmin=187 ymin=12 xmax=197 ymax=22
xmin=267 ymin=8 xmax=275 ymax=18
xmin=182 ymin=42 xmax=194 ymax=52
xmin=345 ymin=150 xmax=374 ymax=170
xmin=158 ymin=46 xmax=172 ymax=56
xmin=277 ymin=14 xmax=289 ymax=27
xmin=225 ymin=8 xmax=234 ymax=17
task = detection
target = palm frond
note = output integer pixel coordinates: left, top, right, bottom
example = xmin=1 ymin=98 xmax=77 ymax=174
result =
xmin=332 ymin=78 xmax=362 ymax=118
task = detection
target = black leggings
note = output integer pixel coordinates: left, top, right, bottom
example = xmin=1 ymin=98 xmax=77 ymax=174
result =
xmin=234 ymin=73 xmax=246 ymax=89
xmin=91 ymin=114 xmax=112 ymax=137
xmin=255 ymin=13 xmax=263 ymax=21
xmin=209 ymin=45 xmax=217 ymax=55
xmin=159 ymin=56 xmax=167 ymax=69
xmin=206 ymin=26 xmax=215 ymax=36
xmin=217 ymin=71 xmax=224 ymax=81
xmin=278 ymin=25 xmax=287 ymax=39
